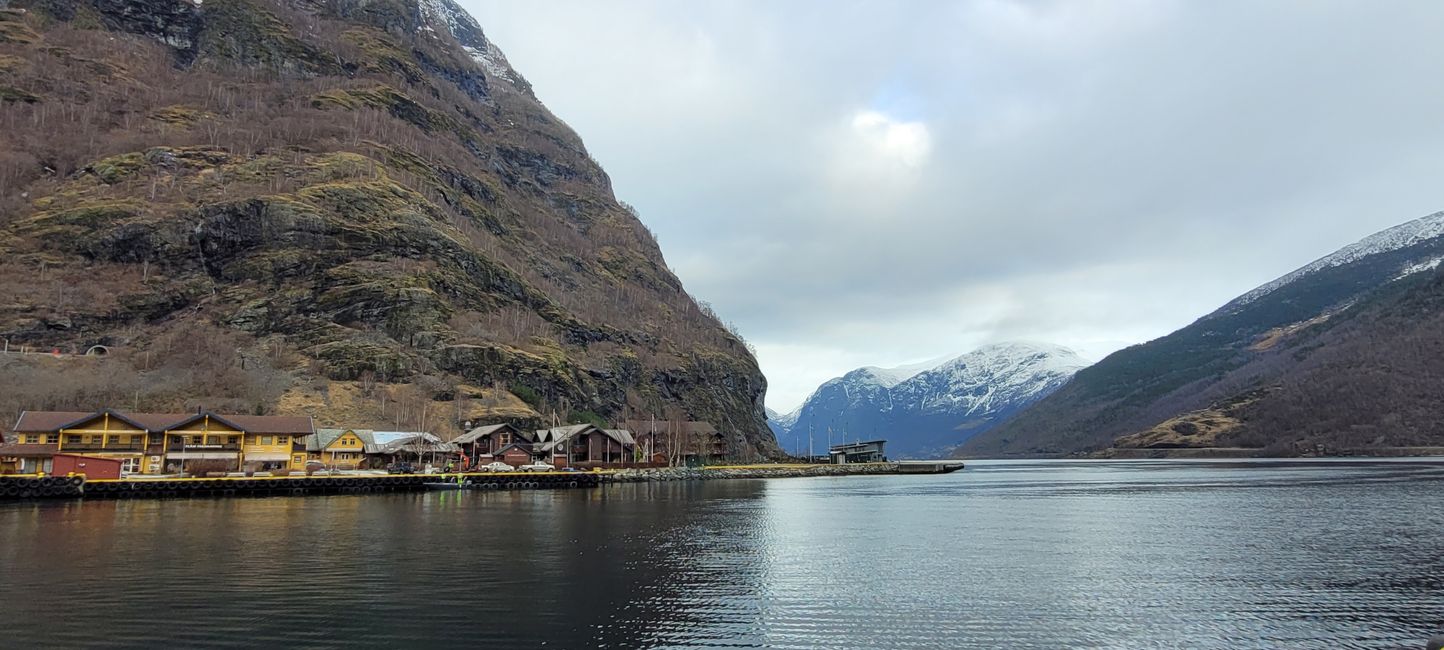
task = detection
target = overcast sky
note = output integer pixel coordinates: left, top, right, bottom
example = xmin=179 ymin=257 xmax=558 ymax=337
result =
xmin=464 ymin=0 xmax=1444 ymax=412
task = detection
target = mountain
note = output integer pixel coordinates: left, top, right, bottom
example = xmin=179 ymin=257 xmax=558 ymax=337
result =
xmin=774 ymin=342 xmax=1088 ymax=458
xmin=0 ymin=0 xmax=778 ymax=457
xmin=959 ymin=211 xmax=1444 ymax=458
xmin=765 ymin=407 xmax=792 ymax=439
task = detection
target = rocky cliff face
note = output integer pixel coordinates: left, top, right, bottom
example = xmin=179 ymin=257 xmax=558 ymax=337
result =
xmin=0 ymin=0 xmax=778 ymax=457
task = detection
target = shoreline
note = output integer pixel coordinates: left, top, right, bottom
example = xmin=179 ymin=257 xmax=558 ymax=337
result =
xmin=0 ymin=462 xmax=959 ymax=502
xmin=606 ymin=462 xmax=907 ymax=482
xmin=956 ymin=446 xmax=1444 ymax=461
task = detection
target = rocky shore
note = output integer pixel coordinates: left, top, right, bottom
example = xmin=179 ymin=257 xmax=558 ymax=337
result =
xmin=603 ymin=463 xmax=901 ymax=483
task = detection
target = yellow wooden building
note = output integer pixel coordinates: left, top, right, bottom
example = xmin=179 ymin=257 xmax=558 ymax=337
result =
xmin=1 ymin=409 xmax=315 ymax=475
xmin=306 ymin=429 xmax=373 ymax=469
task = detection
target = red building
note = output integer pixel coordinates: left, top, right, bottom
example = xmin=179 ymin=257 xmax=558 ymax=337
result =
xmin=51 ymin=454 xmax=123 ymax=480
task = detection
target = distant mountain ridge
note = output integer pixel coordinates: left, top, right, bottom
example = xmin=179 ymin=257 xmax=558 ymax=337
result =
xmin=773 ymin=342 xmax=1088 ymax=458
xmin=959 ymin=210 xmax=1444 ymax=458
xmin=1225 ymin=211 xmax=1444 ymax=311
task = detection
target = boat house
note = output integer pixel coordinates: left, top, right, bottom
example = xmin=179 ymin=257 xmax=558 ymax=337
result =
xmin=829 ymin=440 xmax=887 ymax=464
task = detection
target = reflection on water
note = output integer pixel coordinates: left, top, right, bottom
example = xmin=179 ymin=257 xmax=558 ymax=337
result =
xmin=1 ymin=460 xmax=1442 ymax=649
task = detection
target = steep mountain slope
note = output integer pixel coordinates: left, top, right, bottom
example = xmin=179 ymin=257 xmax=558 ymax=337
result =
xmin=776 ymin=343 xmax=1088 ymax=458
xmin=959 ymin=211 xmax=1444 ymax=457
xmin=0 ymin=0 xmax=777 ymax=457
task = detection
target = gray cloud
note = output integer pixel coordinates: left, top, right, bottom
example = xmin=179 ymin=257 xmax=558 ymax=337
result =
xmin=464 ymin=0 xmax=1444 ymax=410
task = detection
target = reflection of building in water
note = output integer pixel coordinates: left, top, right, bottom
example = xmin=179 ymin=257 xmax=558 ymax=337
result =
xmin=829 ymin=440 xmax=887 ymax=464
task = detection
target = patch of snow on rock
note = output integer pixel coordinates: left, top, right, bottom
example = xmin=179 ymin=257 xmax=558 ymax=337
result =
xmin=1394 ymin=256 xmax=1444 ymax=281
xmin=417 ymin=0 xmax=520 ymax=86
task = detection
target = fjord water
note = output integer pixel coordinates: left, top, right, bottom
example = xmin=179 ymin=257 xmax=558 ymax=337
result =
xmin=1 ymin=461 xmax=1441 ymax=649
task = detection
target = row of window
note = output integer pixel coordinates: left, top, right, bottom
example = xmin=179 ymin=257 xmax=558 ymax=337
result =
xmin=12 ymin=434 xmax=298 ymax=445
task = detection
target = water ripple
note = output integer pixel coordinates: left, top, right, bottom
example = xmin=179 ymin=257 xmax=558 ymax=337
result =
xmin=0 ymin=461 xmax=1441 ymax=649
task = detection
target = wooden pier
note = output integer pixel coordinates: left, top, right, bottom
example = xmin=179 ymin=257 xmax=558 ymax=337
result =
xmin=894 ymin=461 xmax=967 ymax=474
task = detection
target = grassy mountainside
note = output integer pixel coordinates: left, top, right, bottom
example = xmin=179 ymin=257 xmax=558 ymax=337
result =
xmin=958 ymin=217 xmax=1444 ymax=457
xmin=0 ymin=0 xmax=778 ymax=457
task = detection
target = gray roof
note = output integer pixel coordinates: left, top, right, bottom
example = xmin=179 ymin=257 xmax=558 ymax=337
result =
xmin=529 ymin=424 xmax=637 ymax=452
xmin=307 ymin=429 xmax=460 ymax=454
xmin=378 ymin=433 xmax=456 ymax=453
xmin=602 ymin=429 xmax=636 ymax=446
xmin=370 ymin=431 xmax=458 ymax=455
xmin=454 ymin=423 xmax=528 ymax=445
xmin=533 ymin=424 xmax=595 ymax=452
xmin=830 ymin=440 xmax=887 ymax=452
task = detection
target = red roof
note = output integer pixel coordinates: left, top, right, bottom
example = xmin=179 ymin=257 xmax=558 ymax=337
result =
xmin=11 ymin=410 xmax=314 ymax=435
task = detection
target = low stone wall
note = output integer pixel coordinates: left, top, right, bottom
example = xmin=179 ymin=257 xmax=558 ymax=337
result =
xmin=604 ymin=463 xmax=900 ymax=483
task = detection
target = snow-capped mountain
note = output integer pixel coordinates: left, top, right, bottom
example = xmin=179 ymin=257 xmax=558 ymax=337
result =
xmin=963 ymin=209 xmax=1444 ymax=458
xmin=765 ymin=407 xmax=794 ymax=439
xmin=1224 ymin=210 xmax=1444 ymax=311
xmin=774 ymin=342 xmax=1089 ymax=459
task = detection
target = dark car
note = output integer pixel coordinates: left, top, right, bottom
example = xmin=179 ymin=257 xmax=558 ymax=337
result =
xmin=387 ymin=462 xmax=416 ymax=475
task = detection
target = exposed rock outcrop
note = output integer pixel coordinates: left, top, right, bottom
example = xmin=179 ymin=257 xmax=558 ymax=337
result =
xmin=0 ymin=0 xmax=779 ymax=457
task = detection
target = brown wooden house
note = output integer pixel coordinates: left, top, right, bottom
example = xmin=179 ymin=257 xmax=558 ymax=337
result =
xmin=626 ymin=419 xmax=728 ymax=464
xmin=454 ymin=423 xmax=535 ymax=467
xmin=534 ymin=424 xmax=637 ymax=468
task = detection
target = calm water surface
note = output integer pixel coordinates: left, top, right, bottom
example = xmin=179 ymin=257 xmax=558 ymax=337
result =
xmin=2 ymin=459 xmax=1442 ymax=649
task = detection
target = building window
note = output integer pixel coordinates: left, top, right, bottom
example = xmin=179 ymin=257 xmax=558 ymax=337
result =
xmin=67 ymin=434 xmax=81 ymax=444
xmin=500 ymin=433 xmax=511 ymax=445
xmin=190 ymin=435 xmax=204 ymax=446
xmin=261 ymin=436 xmax=273 ymax=446
xmin=277 ymin=436 xmax=289 ymax=446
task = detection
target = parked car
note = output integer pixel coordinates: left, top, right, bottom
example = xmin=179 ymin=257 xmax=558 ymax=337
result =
xmin=386 ymin=462 xmax=416 ymax=475
xmin=520 ymin=462 xmax=555 ymax=472
xmin=478 ymin=461 xmax=515 ymax=472
xmin=303 ymin=460 xmax=332 ymax=474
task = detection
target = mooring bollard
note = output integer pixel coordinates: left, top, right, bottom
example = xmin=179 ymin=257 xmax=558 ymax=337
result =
xmin=1427 ymin=634 xmax=1444 ymax=650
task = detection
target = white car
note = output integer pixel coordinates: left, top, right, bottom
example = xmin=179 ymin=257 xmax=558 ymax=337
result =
xmin=478 ymin=462 xmax=515 ymax=472
xmin=520 ymin=462 xmax=555 ymax=472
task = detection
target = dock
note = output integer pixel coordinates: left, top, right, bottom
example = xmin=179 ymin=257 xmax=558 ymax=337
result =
xmin=894 ymin=461 xmax=967 ymax=474
xmin=0 ymin=471 xmax=604 ymax=501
